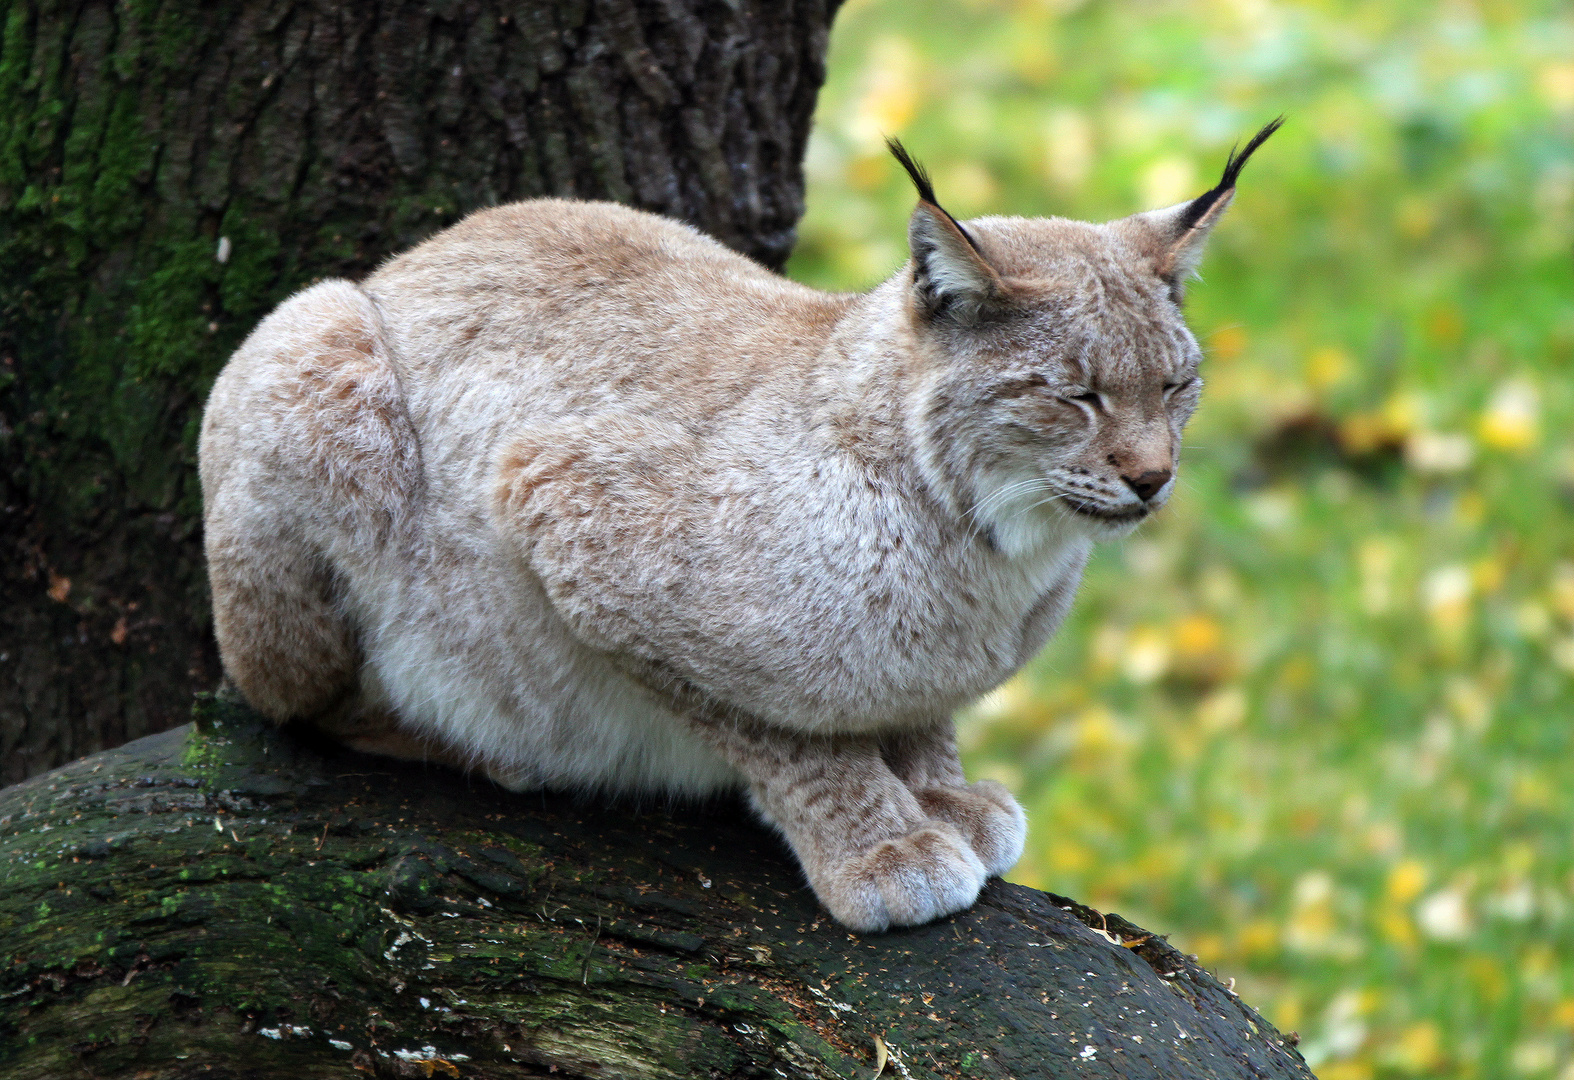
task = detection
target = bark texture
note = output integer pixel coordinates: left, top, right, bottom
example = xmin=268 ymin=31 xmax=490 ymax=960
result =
xmin=0 ymin=0 xmax=839 ymax=782
xmin=0 ymin=695 xmax=1317 ymax=1079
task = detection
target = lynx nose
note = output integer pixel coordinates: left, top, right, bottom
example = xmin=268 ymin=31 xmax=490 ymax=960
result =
xmin=1122 ymin=468 xmax=1172 ymax=502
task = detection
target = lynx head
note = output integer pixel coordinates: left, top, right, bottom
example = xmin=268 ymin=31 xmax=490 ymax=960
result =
xmin=892 ymin=119 xmax=1281 ymax=555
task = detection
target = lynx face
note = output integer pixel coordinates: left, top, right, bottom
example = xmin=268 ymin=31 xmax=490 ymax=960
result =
xmin=890 ymin=122 xmax=1280 ymax=554
xmin=923 ymin=225 xmax=1204 ymax=548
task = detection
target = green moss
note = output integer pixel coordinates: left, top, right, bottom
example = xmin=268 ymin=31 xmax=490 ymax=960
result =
xmin=0 ymin=8 xmax=33 ymax=199
xmin=88 ymin=89 xmax=155 ymax=236
xmin=144 ymin=0 xmax=198 ymax=69
xmin=125 ymin=239 xmax=220 ymax=381
xmin=217 ymin=202 xmax=283 ymax=323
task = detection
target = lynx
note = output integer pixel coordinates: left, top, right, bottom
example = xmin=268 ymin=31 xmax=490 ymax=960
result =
xmin=199 ymin=120 xmax=1280 ymax=932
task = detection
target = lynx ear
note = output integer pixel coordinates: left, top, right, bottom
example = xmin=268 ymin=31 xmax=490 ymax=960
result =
xmin=888 ymin=139 xmax=1003 ymax=325
xmin=1127 ymin=116 xmax=1283 ymax=299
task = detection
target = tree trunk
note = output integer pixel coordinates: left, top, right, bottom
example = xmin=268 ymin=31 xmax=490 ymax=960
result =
xmin=0 ymin=0 xmax=839 ymax=782
xmin=0 ymin=694 xmax=1316 ymax=1079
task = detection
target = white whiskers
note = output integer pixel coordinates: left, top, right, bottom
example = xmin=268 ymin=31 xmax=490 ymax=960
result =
xmin=1016 ymin=492 xmax=1068 ymax=518
xmin=967 ymin=476 xmax=1057 ymax=528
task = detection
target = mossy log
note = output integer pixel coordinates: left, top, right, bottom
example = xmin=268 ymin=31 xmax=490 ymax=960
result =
xmin=0 ymin=696 xmax=1315 ymax=1079
xmin=0 ymin=0 xmax=839 ymax=782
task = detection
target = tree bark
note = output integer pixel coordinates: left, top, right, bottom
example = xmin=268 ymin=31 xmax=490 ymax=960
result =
xmin=0 ymin=694 xmax=1316 ymax=1079
xmin=0 ymin=0 xmax=839 ymax=782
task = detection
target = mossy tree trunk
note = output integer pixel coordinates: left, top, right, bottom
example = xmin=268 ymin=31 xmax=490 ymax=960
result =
xmin=0 ymin=696 xmax=1316 ymax=1079
xmin=0 ymin=0 xmax=840 ymax=782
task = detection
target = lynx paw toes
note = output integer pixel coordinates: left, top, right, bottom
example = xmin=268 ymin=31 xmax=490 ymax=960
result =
xmin=914 ymin=780 xmax=1026 ymax=878
xmin=819 ymin=824 xmax=988 ymax=933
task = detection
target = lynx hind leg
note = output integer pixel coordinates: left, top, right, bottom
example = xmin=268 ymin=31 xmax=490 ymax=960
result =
xmin=200 ymin=279 xmax=419 ymax=724
xmin=204 ymin=514 xmax=358 ymax=722
xmin=883 ymin=723 xmax=1027 ymax=879
xmin=693 ymin=716 xmax=987 ymax=932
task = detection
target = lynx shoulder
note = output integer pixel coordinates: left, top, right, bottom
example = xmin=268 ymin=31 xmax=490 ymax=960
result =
xmin=199 ymin=120 xmax=1280 ymax=931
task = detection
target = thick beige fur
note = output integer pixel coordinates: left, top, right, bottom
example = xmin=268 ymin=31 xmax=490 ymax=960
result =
xmin=200 ymin=148 xmax=1252 ymax=931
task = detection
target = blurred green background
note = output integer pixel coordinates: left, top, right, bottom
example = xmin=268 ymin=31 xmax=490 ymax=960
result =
xmin=785 ymin=1 xmax=1574 ymax=1077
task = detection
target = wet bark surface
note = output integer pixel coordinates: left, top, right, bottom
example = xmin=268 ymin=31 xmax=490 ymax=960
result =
xmin=0 ymin=696 xmax=1316 ymax=1079
xmin=0 ymin=0 xmax=840 ymax=782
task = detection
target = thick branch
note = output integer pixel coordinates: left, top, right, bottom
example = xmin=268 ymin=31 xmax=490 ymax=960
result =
xmin=0 ymin=696 xmax=1314 ymax=1079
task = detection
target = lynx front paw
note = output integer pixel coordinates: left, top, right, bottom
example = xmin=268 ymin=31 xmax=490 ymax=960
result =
xmin=816 ymin=824 xmax=988 ymax=933
xmin=914 ymin=780 xmax=1026 ymax=878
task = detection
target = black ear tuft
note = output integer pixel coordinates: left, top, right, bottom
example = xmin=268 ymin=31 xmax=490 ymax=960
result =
xmin=1175 ymin=116 xmax=1284 ymax=232
xmin=887 ymin=138 xmax=984 ymax=255
xmin=1218 ymin=115 xmax=1285 ymax=191
xmin=886 ymin=138 xmax=938 ymax=206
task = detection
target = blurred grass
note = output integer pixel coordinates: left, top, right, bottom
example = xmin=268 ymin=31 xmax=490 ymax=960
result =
xmin=785 ymin=1 xmax=1574 ymax=1077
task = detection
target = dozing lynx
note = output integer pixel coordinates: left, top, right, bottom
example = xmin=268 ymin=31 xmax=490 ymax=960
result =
xmin=200 ymin=120 xmax=1280 ymax=931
